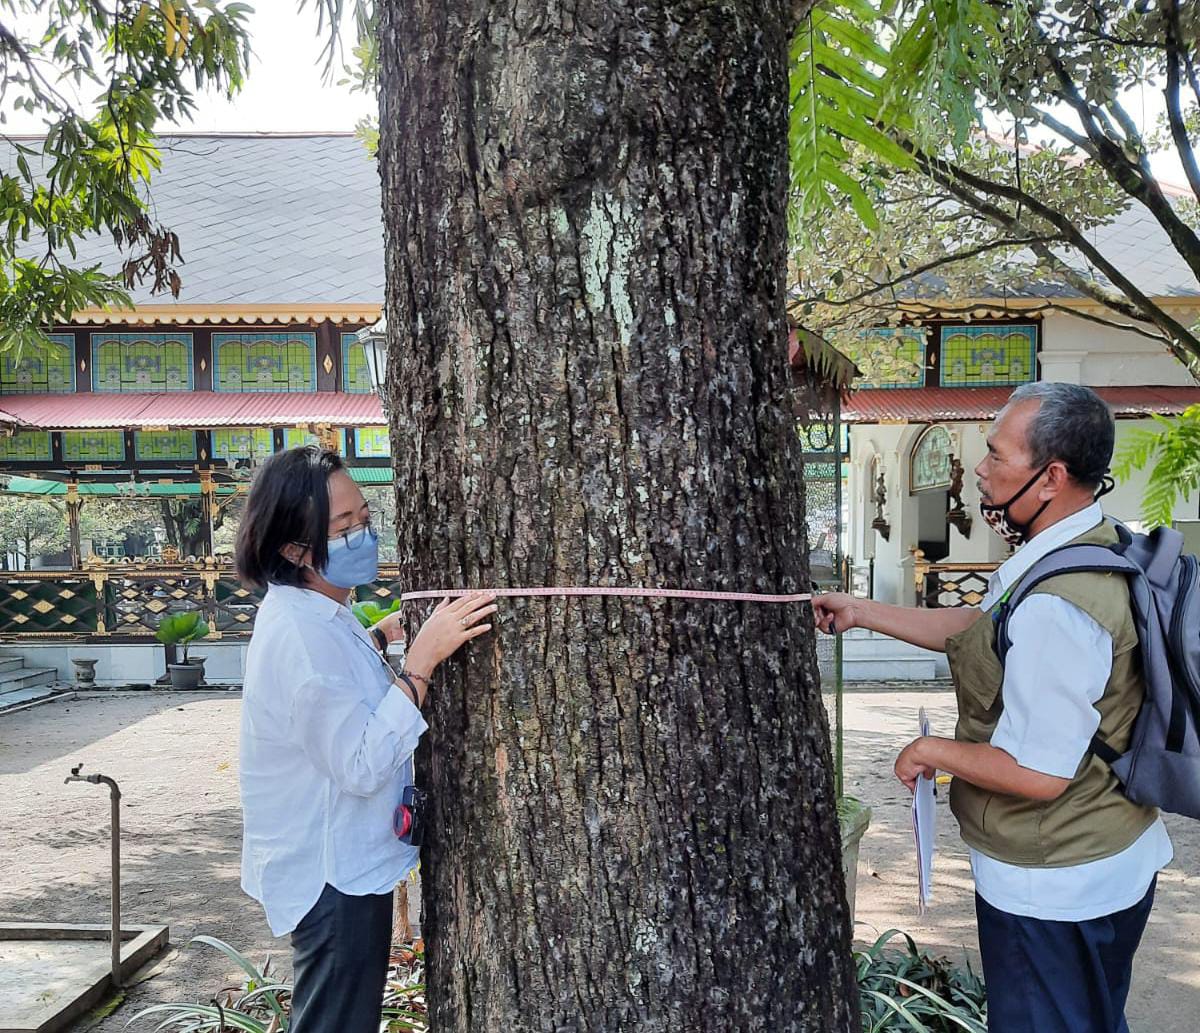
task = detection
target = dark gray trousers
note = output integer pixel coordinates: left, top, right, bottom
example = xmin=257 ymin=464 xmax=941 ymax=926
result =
xmin=290 ymin=883 xmax=393 ymax=1033
xmin=976 ymin=876 xmax=1156 ymax=1033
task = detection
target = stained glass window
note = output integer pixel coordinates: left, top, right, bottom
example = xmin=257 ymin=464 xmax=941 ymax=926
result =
xmin=63 ymin=430 xmax=126 ymax=461
xmin=354 ymin=426 xmax=390 ymax=458
xmin=910 ymin=425 xmax=954 ymax=492
xmin=0 ymin=334 xmax=75 ymax=393
xmin=213 ymin=332 xmax=318 ymax=393
xmin=134 ymin=430 xmax=197 ymax=461
xmin=0 ymin=431 xmax=53 ymax=461
xmin=92 ymin=333 xmax=193 ymax=392
xmin=939 ymin=325 xmax=1036 ymax=387
xmin=212 ymin=427 xmax=275 ymax=465
xmin=341 ymin=332 xmax=373 ymax=394
xmin=281 ymin=426 xmax=347 ymax=452
xmin=842 ymin=327 xmax=926 ymax=388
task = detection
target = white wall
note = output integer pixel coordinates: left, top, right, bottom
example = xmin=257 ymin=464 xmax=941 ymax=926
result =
xmin=847 ymin=418 xmax=1198 ymax=605
xmin=1040 ymin=311 xmax=1197 ymax=387
xmin=845 ymin=311 xmax=1199 ymax=604
xmin=3 ymin=642 xmax=248 ymax=686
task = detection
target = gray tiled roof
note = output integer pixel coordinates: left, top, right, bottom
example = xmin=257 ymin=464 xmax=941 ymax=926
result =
xmin=3 ymin=134 xmax=1196 ymax=304
xmin=5 ymin=133 xmax=383 ymax=307
xmin=1087 ymin=196 xmax=1200 ymax=298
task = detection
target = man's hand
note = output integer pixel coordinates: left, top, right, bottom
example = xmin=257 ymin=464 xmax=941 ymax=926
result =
xmin=372 ymin=609 xmax=407 ymax=645
xmin=812 ymin=592 xmax=865 ymax=635
xmin=895 ymin=736 xmax=937 ymax=793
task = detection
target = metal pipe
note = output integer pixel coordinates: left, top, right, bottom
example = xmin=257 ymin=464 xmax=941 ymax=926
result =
xmin=65 ymin=766 xmax=122 ymax=988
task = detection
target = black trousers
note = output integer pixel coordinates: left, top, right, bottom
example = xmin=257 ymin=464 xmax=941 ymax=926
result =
xmin=976 ymin=876 xmax=1156 ymax=1033
xmin=290 ymin=884 xmax=393 ymax=1033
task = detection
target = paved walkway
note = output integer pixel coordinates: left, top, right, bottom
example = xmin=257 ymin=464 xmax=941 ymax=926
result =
xmin=0 ymin=688 xmax=1195 ymax=1030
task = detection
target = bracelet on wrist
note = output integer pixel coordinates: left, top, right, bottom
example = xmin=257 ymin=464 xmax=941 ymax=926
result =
xmin=401 ymin=669 xmax=430 ymax=688
xmin=396 ymin=672 xmax=422 ymax=706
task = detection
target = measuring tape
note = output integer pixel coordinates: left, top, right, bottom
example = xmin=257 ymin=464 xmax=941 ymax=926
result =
xmin=400 ymin=586 xmax=814 ymax=604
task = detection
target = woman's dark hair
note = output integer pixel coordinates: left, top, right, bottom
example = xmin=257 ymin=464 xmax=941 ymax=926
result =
xmin=235 ymin=446 xmax=343 ymax=590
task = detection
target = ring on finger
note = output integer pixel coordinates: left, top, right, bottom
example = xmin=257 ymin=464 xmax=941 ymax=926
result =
xmin=459 ymin=616 xmax=469 ymax=626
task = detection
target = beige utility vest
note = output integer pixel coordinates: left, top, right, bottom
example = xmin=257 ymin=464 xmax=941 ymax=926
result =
xmin=946 ymin=521 xmax=1157 ymax=867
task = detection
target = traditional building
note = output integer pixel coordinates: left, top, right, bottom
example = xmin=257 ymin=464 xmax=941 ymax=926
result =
xmin=0 ymin=134 xmax=393 ymax=688
xmin=834 ymin=199 xmax=1200 ymax=677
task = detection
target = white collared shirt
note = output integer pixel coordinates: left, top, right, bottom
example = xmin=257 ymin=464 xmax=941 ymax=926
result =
xmin=969 ymin=503 xmax=1172 ymax=920
xmin=239 ymin=583 xmax=426 ymax=935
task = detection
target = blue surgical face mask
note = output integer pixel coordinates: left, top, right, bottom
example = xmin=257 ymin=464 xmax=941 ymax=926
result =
xmin=319 ymin=527 xmax=380 ymax=589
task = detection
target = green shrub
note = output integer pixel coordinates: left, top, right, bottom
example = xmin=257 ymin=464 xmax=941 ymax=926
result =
xmin=856 ymin=929 xmax=987 ymax=1032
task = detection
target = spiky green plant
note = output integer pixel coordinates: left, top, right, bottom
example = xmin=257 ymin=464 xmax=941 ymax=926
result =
xmin=1113 ymin=406 xmax=1200 ymax=529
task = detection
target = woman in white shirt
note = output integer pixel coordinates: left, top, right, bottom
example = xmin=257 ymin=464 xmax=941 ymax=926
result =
xmin=235 ymin=445 xmax=495 ymax=1033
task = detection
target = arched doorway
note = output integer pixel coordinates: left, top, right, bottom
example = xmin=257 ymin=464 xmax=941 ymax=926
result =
xmin=910 ymin=424 xmax=955 ymax=562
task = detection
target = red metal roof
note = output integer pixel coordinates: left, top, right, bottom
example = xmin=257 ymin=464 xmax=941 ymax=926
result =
xmin=843 ymin=385 xmax=1200 ymax=423
xmin=0 ymin=391 xmax=385 ymax=430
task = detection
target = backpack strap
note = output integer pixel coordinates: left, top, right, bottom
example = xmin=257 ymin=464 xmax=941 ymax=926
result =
xmin=992 ymin=543 xmax=1139 ymax=666
xmin=1088 ymin=733 xmax=1122 ymax=766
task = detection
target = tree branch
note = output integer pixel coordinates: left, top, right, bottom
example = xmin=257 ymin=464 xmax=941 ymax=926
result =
xmin=1165 ymin=1 xmax=1200 ymax=201
xmin=796 ymin=235 xmax=1055 ymax=308
xmin=906 ymin=141 xmax=1200 ymax=372
xmin=1035 ymin=19 xmax=1200 ymax=284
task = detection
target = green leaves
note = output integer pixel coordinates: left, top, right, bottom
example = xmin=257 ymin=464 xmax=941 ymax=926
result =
xmin=855 ymin=929 xmax=988 ymax=1031
xmin=352 ymin=598 xmax=402 ymax=628
xmin=0 ymin=0 xmax=253 ymax=352
xmin=1113 ymin=406 xmax=1200 ymax=529
xmin=788 ymin=0 xmax=1003 ymax=237
xmin=155 ymin=609 xmax=211 ymax=646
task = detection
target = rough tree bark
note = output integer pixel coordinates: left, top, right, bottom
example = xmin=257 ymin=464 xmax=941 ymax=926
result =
xmin=379 ymin=2 xmax=855 ymax=1030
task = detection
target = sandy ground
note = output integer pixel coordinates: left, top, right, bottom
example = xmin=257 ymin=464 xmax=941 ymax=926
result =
xmin=843 ymin=689 xmax=1200 ymax=1032
xmin=0 ymin=688 xmax=1195 ymax=1031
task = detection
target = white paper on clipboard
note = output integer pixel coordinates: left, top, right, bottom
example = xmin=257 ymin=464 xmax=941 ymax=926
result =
xmin=912 ymin=706 xmax=936 ymax=912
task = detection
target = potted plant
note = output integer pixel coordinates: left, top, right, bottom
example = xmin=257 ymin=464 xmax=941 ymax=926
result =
xmin=352 ymin=598 xmax=404 ymax=671
xmin=155 ymin=610 xmax=210 ymax=690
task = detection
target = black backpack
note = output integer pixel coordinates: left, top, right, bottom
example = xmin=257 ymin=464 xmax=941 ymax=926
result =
xmin=994 ymin=522 xmax=1200 ymax=820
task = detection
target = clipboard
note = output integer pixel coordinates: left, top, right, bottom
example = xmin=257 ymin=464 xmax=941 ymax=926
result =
xmin=912 ymin=706 xmax=936 ymax=912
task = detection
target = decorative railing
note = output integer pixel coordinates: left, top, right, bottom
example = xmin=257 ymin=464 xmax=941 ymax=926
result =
xmin=912 ymin=550 xmax=1000 ymax=608
xmin=0 ymin=560 xmax=405 ymax=642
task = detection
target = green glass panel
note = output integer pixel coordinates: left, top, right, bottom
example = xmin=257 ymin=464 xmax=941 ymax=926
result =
xmin=349 ymin=467 xmax=392 ymax=484
xmin=281 ymin=426 xmax=346 ymax=452
xmin=63 ymin=430 xmax=125 ymax=461
xmin=342 ymin=333 xmax=373 ymax=394
xmin=0 ymin=431 xmax=53 ymax=461
xmin=354 ymin=426 xmax=390 ymax=458
xmin=939 ymin=324 xmax=1037 ymax=387
xmin=0 ymin=334 xmax=75 ymax=393
xmin=91 ymin=333 xmax=193 ymax=391
xmin=211 ymin=427 xmax=275 ymax=464
xmin=214 ymin=332 xmax=317 ymax=393
xmin=840 ymin=328 xmax=926 ymax=389
xmin=134 ymin=430 xmax=198 ymax=461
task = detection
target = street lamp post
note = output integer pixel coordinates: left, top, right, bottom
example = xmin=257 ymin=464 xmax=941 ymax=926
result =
xmin=356 ymin=316 xmax=389 ymax=416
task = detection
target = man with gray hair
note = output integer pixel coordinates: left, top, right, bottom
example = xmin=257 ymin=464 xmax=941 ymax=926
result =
xmin=815 ymin=382 xmax=1172 ymax=1032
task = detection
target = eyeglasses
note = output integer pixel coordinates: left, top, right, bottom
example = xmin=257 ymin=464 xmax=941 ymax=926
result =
xmin=330 ymin=514 xmax=374 ymax=550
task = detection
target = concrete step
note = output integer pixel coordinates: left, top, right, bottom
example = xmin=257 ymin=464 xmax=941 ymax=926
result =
xmin=0 ymin=684 xmax=60 ymax=710
xmin=0 ymin=667 xmax=58 ymax=694
xmin=844 ymin=656 xmax=940 ymax=681
xmin=842 ymin=636 xmax=943 ymax=659
xmin=0 ymin=656 xmax=25 ymax=675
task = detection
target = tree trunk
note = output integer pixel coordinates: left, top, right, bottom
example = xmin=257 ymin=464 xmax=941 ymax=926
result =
xmin=379 ymin=3 xmax=854 ymax=1030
